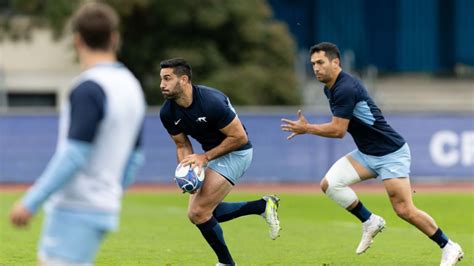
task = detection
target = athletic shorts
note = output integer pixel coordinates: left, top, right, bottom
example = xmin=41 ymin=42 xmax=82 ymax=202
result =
xmin=38 ymin=208 xmax=115 ymax=264
xmin=348 ymin=143 xmax=411 ymax=180
xmin=208 ymin=148 xmax=253 ymax=185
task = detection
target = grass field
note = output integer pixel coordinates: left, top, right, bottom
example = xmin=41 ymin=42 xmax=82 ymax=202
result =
xmin=1 ymin=191 xmax=473 ymax=265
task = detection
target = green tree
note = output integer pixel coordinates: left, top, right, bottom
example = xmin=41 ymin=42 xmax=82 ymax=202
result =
xmin=1 ymin=0 xmax=300 ymax=105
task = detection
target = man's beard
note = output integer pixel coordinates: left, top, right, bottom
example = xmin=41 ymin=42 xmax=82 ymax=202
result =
xmin=162 ymin=83 xmax=182 ymax=100
xmin=317 ymin=74 xmax=331 ymax=84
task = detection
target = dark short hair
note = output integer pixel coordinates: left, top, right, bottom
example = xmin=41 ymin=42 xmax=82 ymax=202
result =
xmin=160 ymin=58 xmax=192 ymax=81
xmin=309 ymin=42 xmax=341 ymax=61
xmin=71 ymin=2 xmax=119 ymax=50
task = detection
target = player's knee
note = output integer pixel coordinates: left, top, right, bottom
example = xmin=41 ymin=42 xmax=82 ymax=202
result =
xmin=187 ymin=209 xmax=202 ymax=224
xmin=393 ymin=204 xmax=416 ymax=221
xmin=320 ymin=177 xmax=329 ymax=193
xmin=323 ymin=157 xmax=362 ymax=209
xmin=324 ymin=175 xmax=358 ymax=209
xmin=187 ymin=212 xmax=201 ymax=224
xmin=326 ymin=184 xmax=358 ymax=209
xmin=394 ymin=208 xmax=412 ymax=221
xmin=187 ymin=206 xmax=211 ymax=224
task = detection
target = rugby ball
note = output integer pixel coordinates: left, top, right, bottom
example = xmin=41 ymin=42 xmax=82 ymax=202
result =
xmin=174 ymin=163 xmax=205 ymax=193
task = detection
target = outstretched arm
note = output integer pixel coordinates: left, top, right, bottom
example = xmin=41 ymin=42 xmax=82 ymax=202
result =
xmin=281 ymin=110 xmax=350 ymax=140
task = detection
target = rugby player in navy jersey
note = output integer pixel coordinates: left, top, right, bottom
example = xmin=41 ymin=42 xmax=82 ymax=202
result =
xmin=159 ymin=58 xmax=280 ymax=266
xmin=281 ymin=42 xmax=463 ymax=266
xmin=9 ymin=2 xmax=146 ymax=265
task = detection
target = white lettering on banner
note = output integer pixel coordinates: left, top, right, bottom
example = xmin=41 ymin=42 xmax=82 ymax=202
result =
xmin=462 ymin=131 xmax=474 ymax=166
xmin=430 ymin=130 xmax=459 ymax=167
xmin=430 ymin=130 xmax=474 ymax=167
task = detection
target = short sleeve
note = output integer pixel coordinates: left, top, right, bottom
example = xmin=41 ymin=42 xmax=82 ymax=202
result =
xmin=332 ymin=86 xmax=357 ymax=119
xmin=209 ymin=96 xmax=236 ymax=129
xmin=159 ymin=104 xmax=182 ymax=136
xmin=68 ymin=80 xmax=105 ymax=142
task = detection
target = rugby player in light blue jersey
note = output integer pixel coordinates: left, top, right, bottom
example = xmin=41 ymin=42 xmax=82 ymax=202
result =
xmin=9 ymin=2 xmax=146 ymax=265
xmin=281 ymin=42 xmax=463 ymax=266
xmin=159 ymin=58 xmax=280 ymax=266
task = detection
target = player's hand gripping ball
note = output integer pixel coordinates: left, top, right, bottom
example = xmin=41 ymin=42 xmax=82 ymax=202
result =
xmin=174 ymin=164 xmax=205 ymax=193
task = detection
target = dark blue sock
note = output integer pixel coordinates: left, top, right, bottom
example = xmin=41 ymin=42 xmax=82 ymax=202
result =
xmin=430 ymin=228 xmax=449 ymax=248
xmin=196 ymin=217 xmax=234 ymax=265
xmin=349 ymin=201 xmax=372 ymax=222
xmin=213 ymin=199 xmax=266 ymax=223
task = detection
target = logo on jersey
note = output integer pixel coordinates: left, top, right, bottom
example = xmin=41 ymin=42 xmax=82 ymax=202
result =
xmin=196 ymin=117 xmax=207 ymax=123
xmin=174 ymin=119 xmax=181 ymax=125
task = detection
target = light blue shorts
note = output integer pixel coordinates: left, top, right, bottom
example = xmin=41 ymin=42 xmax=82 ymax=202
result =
xmin=208 ymin=148 xmax=253 ymax=185
xmin=38 ymin=208 xmax=116 ymax=264
xmin=349 ymin=143 xmax=411 ymax=180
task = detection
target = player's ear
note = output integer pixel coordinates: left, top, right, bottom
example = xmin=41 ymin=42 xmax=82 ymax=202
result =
xmin=73 ymin=33 xmax=84 ymax=51
xmin=332 ymin=57 xmax=340 ymax=68
xmin=110 ymin=31 xmax=120 ymax=52
xmin=180 ymin=75 xmax=189 ymax=84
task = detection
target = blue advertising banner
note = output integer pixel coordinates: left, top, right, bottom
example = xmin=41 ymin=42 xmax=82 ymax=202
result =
xmin=1 ymin=113 xmax=472 ymax=183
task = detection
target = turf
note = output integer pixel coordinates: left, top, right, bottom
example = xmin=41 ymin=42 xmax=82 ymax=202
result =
xmin=1 ymin=191 xmax=473 ymax=265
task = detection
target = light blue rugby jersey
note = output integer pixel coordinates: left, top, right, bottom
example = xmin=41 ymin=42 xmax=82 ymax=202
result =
xmin=47 ymin=62 xmax=145 ymax=214
xmin=324 ymin=71 xmax=405 ymax=156
xmin=22 ymin=62 xmax=146 ymax=231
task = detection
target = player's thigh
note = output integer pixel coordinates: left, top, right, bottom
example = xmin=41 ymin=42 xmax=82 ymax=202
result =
xmin=346 ymin=150 xmax=377 ymax=180
xmin=189 ymin=149 xmax=252 ymax=211
xmin=322 ymin=153 xmax=375 ymax=190
xmin=38 ymin=212 xmax=107 ymax=265
xmin=383 ymin=177 xmax=414 ymax=207
xmin=189 ymin=168 xmax=234 ymax=211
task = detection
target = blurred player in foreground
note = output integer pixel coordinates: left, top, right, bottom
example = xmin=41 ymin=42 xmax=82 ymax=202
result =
xmin=281 ymin=42 xmax=463 ymax=266
xmin=9 ymin=2 xmax=146 ymax=265
xmin=159 ymin=58 xmax=280 ymax=266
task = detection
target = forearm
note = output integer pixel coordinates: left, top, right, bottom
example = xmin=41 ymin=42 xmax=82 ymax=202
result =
xmin=122 ymin=149 xmax=145 ymax=189
xmin=22 ymin=140 xmax=91 ymax=214
xmin=205 ymin=136 xmax=247 ymax=161
xmin=306 ymin=122 xmax=345 ymax=138
xmin=176 ymin=144 xmax=193 ymax=163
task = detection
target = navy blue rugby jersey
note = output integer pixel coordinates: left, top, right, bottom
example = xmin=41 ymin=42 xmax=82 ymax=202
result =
xmin=160 ymin=85 xmax=252 ymax=152
xmin=323 ymin=71 xmax=405 ymax=156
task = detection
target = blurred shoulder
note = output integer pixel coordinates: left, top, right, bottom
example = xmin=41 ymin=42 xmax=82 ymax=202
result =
xmin=335 ymin=71 xmax=366 ymax=95
xmin=338 ymin=71 xmax=360 ymax=87
xmin=196 ymin=85 xmax=228 ymax=100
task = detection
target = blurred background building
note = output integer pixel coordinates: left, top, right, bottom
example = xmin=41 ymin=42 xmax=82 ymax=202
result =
xmin=0 ymin=29 xmax=78 ymax=109
xmin=1 ymin=0 xmax=473 ymax=111
xmin=272 ymin=0 xmax=474 ymax=73
xmin=0 ymin=0 xmax=473 ymax=183
xmin=271 ymin=0 xmax=474 ymax=111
